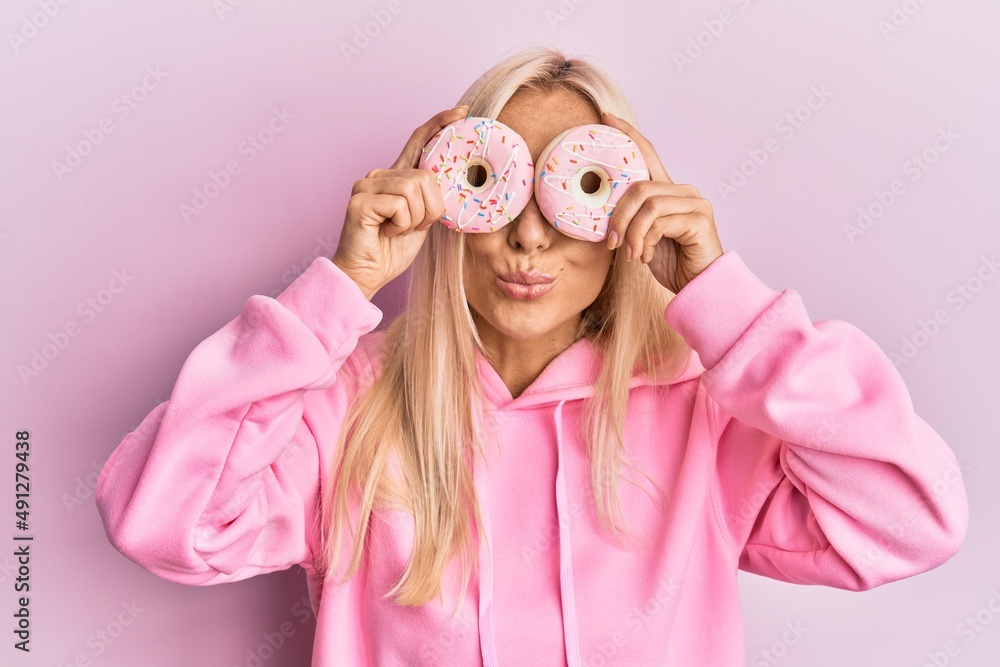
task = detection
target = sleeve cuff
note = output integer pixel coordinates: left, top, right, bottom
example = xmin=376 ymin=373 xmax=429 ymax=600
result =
xmin=274 ymin=256 xmax=383 ymax=355
xmin=663 ymin=249 xmax=784 ymax=370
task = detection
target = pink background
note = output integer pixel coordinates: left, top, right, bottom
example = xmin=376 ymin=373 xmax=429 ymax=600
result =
xmin=2 ymin=1 xmax=998 ymax=665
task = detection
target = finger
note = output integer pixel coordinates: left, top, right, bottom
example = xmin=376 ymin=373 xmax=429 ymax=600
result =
xmin=358 ymin=170 xmax=427 ymax=232
xmin=352 ymin=192 xmax=412 ymax=237
xmin=600 ymin=112 xmax=674 ymax=185
xmin=638 ymin=213 xmax=705 ymax=264
xmin=605 ymin=181 xmax=692 ymax=251
xmin=362 ymin=169 xmax=445 ymax=231
xmin=414 ymin=168 xmax=446 ymax=230
xmin=390 ymin=106 xmax=470 ymax=171
xmin=374 ymin=168 xmax=446 ymax=231
xmin=620 ymin=193 xmax=700 ymax=261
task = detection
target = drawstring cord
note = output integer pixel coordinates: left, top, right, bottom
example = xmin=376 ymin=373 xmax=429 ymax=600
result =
xmin=475 ymin=399 xmax=581 ymax=666
xmin=555 ymin=399 xmax=582 ymax=666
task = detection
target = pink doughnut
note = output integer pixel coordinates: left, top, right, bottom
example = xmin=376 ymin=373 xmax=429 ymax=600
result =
xmin=418 ymin=116 xmax=535 ymax=233
xmin=534 ymin=124 xmax=649 ymax=242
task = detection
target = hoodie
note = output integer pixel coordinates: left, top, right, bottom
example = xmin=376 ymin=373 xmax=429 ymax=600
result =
xmin=95 ymin=249 xmax=969 ymax=666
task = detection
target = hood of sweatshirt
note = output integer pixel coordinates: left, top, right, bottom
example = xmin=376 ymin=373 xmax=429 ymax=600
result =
xmin=472 ymin=334 xmax=706 ymax=410
xmin=469 ymin=336 xmax=705 ymax=666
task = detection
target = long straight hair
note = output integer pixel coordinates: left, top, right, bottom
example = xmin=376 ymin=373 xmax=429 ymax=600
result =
xmin=316 ymin=45 xmax=692 ymax=609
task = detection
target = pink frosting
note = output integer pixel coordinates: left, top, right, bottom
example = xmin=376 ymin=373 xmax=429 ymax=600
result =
xmin=534 ymin=124 xmax=649 ymax=242
xmin=418 ymin=117 xmax=535 ymax=233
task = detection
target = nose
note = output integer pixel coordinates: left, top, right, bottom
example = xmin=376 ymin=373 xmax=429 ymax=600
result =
xmin=506 ymin=196 xmax=555 ymax=253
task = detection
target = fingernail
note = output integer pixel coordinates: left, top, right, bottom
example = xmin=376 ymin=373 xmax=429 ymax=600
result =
xmin=626 ymin=242 xmax=633 ymax=260
xmin=608 ymin=230 xmax=618 ymax=249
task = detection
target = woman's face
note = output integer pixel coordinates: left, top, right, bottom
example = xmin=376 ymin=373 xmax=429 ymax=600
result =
xmin=463 ymin=87 xmax=614 ymax=348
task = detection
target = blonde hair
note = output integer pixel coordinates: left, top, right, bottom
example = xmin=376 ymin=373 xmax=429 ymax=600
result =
xmin=316 ymin=45 xmax=692 ymax=609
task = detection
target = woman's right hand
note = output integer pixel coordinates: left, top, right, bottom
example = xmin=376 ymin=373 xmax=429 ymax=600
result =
xmin=331 ymin=105 xmax=468 ymax=300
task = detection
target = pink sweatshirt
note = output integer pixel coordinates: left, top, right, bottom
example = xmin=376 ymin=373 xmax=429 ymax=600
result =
xmin=95 ymin=249 xmax=968 ymax=666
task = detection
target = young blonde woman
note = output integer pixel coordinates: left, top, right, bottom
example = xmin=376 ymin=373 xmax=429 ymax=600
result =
xmin=96 ymin=46 xmax=968 ymax=665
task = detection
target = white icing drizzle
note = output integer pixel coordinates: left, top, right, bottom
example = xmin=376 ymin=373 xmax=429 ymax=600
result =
xmin=539 ymin=126 xmax=649 ymax=239
xmin=423 ymin=119 xmax=526 ymax=231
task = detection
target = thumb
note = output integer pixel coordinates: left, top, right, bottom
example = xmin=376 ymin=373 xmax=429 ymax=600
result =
xmin=390 ymin=105 xmax=469 ymax=170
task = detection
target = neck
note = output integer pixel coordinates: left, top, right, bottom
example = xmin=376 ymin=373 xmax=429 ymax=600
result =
xmin=474 ymin=314 xmax=583 ymax=399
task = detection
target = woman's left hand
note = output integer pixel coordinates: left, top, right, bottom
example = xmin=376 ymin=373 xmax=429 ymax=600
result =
xmin=601 ymin=111 xmax=724 ymax=294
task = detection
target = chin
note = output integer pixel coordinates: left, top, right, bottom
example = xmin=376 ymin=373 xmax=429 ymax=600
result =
xmin=482 ymin=311 xmax=544 ymax=337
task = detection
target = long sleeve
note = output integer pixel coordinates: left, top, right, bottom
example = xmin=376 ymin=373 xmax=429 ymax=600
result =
xmin=95 ymin=256 xmax=383 ymax=585
xmin=663 ymin=249 xmax=969 ymax=591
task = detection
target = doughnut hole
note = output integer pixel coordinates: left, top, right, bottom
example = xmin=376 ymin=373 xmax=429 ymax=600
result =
xmin=462 ymin=157 xmax=496 ymax=193
xmin=573 ymin=166 xmax=612 ymax=207
xmin=466 ymin=164 xmax=488 ymax=187
xmin=580 ymin=169 xmax=603 ymax=195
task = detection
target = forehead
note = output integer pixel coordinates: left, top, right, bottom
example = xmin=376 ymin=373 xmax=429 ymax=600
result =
xmin=495 ymin=87 xmax=601 ymax=162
